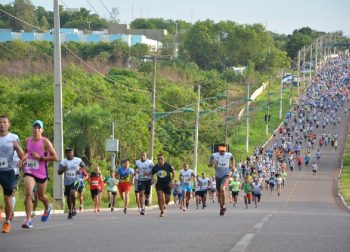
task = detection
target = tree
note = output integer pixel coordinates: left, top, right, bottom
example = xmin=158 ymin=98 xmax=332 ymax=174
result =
xmin=12 ymin=0 xmax=37 ymax=31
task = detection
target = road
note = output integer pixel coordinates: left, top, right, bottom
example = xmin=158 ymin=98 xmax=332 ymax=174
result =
xmin=1 ymin=98 xmax=350 ymax=251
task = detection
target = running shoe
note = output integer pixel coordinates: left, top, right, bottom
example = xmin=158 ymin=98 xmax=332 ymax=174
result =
xmin=219 ymin=208 xmax=224 ymax=216
xmin=68 ymin=213 xmax=73 ymax=219
xmin=108 ymin=202 xmax=111 ymax=208
xmin=41 ymin=205 xmax=52 ymax=222
xmin=72 ymin=210 xmax=77 ymax=216
xmin=111 ymin=207 xmax=114 ymax=212
xmin=124 ymin=208 xmax=127 ymax=214
xmin=159 ymin=211 xmax=165 ymax=217
xmin=2 ymin=222 xmax=11 ymax=233
xmin=140 ymin=209 xmax=146 ymax=215
xmin=22 ymin=219 xmax=33 ymax=228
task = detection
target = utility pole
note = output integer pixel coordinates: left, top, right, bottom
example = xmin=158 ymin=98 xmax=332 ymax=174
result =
xmin=246 ymin=83 xmax=250 ymax=153
xmin=303 ymin=46 xmax=306 ymax=88
xmin=315 ymin=40 xmax=318 ymax=72
xmin=297 ymin=49 xmax=300 ymax=97
xmin=193 ymin=84 xmax=201 ymax=176
xmin=279 ymin=70 xmax=283 ymax=120
xmin=309 ymin=43 xmax=312 ymax=85
xmin=265 ymin=80 xmax=271 ymax=136
xmin=224 ymin=88 xmax=229 ymax=146
xmin=53 ymin=0 xmax=64 ymax=209
xmin=149 ymin=57 xmax=157 ymax=162
xmin=111 ymin=122 xmax=116 ymax=171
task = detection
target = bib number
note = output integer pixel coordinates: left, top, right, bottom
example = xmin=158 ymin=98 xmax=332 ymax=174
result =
xmin=27 ymin=159 xmax=39 ymax=170
xmin=66 ymin=171 xmax=76 ymax=178
xmin=0 ymin=157 xmax=8 ymax=169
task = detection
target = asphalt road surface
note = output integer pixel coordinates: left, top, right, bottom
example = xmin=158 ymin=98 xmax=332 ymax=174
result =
xmin=1 ymin=110 xmax=350 ymax=252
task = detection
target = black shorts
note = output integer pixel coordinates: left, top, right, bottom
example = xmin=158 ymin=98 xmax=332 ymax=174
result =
xmin=0 ymin=170 xmax=15 ymax=196
xmin=253 ymin=193 xmax=261 ymax=201
xmin=90 ymin=189 xmax=99 ymax=198
xmin=215 ymin=175 xmax=229 ymax=191
xmin=232 ymin=191 xmax=239 ymax=197
xmin=195 ymin=191 xmax=200 ymax=196
xmin=198 ymin=190 xmax=207 ymax=197
xmin=108 ymin=190 xmax=117 ymax=196
xmin=77 ymin=185 xmax=84 ymax=194
xmin=64 ymin=181 xmax=80 ymax=196
xmin=13 ymin=174 xmax=20 ymax=191
xmin=24 ymin=173 xmax=48 ymax=184
xmin=138 ymin=180 xmax=152 ymax=195
xmin=155 ymin=183 xmax=171 ymax=195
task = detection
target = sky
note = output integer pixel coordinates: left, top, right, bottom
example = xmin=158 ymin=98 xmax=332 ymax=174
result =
xmin=1 ymin=0 xmax=350 ymax=36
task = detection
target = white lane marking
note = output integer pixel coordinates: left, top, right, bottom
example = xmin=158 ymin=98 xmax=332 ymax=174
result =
xmin=231 ymin=233 xmax=255 ymax=252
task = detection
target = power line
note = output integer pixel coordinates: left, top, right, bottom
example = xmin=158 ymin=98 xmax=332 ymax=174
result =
xmin=59 ymin=0 xmax=69 ymax=9
xmin=86 ymin=0 xmax=100 ymax=16
xmin=98 ymin=0 xmax=114 ymax=20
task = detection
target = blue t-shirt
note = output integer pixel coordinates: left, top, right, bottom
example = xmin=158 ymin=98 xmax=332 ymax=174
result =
xmin=117 ymin=166 xmax=134 ymax=183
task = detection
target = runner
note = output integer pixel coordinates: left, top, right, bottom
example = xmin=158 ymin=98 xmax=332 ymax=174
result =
xmin=209 ymin=176 xmax=216 ymax=203
xmin=135 ymin=151 xmax=154 ymax=215
xmin=22 ymin=119 xmax=58 ymax=229
xmin=77 ymin=164 xmax=89 ymax=212
xmin=10 ymin=150 xmax=20 ymax=221
xmin=242 ymin=175 xmax=252 ymax=209
xmin=179 ymin=162 xmax=195 ymax=211
xmin=151 ymin=153 xmax=175 ymax=217
xmin=105 ymin=170 xmax=118 ymax=211
xmin=58 ymin=147 xmax=86 ymax=219
xmin=194 ymin=175 xmax=201 ymax=210
xmin=133 ymin=167 xmax=141 ymax=212
xmin=89 ymin=166 xmax=102 ymax=212
xmin=116 ymin=159 xmax=134 ymax=214
xmin=276 ymin=173 xmax=283 ymax=196
xmin=0 ymin=115 xmax=24 ymax=233
xmin=208 ymin=144 xmax=235 ymax=216
xmin=172 ymin=180 xmax=179 ymax=207
xmin=198 ymin=172 xmax=210 ymax=209
xmin=252 ymin=177 xmax=263 ymax=208
xmin=229 ymin=174 xmax=241 ymax=207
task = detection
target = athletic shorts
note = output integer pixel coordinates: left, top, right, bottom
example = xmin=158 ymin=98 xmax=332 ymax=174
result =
xmin=108 ymin=190 xmax=117 ymax=196
xmin=64 ymin=181 xmax=80 ymax=196
xmin=195 ymin=191 xmax=200 ymax=196
xmin=210 ymin=188 xmax=216 ymax=193
xmin=253 ymin=193 xmax=261 ymax=201
xmin=0 ymin=170 xmax=15 ymax=196
xmin=24 ymin=173 xmax=48 ymax=184
xmin=155 ymin=183 xmax=171 ymax=195
xmin=198 ymin=190 xmax=207 ymax=197
xmin=232 ymin=191 xmax=239 ymax=197
xmin=138 ymin=180 xmax=152 ymax=195
xmin=77 ymin=185 xmax=84 ymax=194
xmin=90 ymin=189 xmax=99 ymax=198
xmin=181 ymin=185 xmax=192 ymax=193
xmin=245 ymin=193 xmax=252 ymax=201
xmin=215 ymin=175 xmax=229 ymax=191
xmin=118 ymin=182 xmax=131 ymax=194
xmin=13 ymin=174 xmax=20 ymax=191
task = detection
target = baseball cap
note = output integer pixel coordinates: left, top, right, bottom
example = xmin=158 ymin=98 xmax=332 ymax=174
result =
xmin=65 ymin=147 xmax=73 ymax=152
xmin=32 ymin=119 xmax=44 ymax=128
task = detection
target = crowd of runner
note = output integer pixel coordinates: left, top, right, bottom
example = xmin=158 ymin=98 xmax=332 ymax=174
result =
xmin=0 ymin=55 xmax=349 ymax=233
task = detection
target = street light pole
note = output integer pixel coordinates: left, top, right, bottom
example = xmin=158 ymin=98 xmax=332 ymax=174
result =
xmin=193 ymin=84 xmax=201 ymax=176
xmin=53 ymin=0 xmax=64 ymax=209
xmin=297 ymin=49 xmax=300 ymax=96
xmin=111 ymin=122 xmax=116 ymax=171
xmin=246 ymin=84 xmax=250 ymax=154
xmin=303 ymin=46 xmax=306 ymax=88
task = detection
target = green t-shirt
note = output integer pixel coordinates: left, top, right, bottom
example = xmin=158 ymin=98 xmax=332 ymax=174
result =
xmin=106 ymin=177 xmax=118 ymax=192
xmin=243 ymin=182 xmax=252 ymax=193
xmin=231 ymin=180 xmax=241 ymax=192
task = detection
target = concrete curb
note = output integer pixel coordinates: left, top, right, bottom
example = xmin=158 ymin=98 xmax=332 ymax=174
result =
xmin=337 ymin=127 xmax=350 ymax=210
xmin=8 ymin=204 xmax=161 ymax=219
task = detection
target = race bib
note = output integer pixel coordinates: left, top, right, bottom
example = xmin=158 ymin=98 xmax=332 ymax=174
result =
xmin=157 ymin=170 xmax=167 ymax=178
xmin=27 ymin=159 xmax=39 ymax=170
xmin=66 ymin=171 xmax=76 ymax=178
xmin=0 ymin=157 xmax=8 ymax=169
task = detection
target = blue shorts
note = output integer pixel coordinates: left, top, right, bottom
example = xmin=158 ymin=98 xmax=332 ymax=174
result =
xmin=181 ymin=185 xmax=192 ymax=192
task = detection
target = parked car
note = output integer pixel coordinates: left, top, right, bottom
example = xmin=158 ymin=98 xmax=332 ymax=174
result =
xmin=282 ymin=74 xmax=299 ymax=87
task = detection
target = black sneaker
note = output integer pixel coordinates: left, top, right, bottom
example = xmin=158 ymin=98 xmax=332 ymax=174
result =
xmin=108 ymin=202 xmax=111 ymax=208
xmin=124 ymin=208 xmax=127 ymax=214
xmin=72 ymin=210 xmax=77 ymax=217
xmin=140 ymin=209 xmax=145 ymax=215
xmin=111 ymin=207 xmax=114 ymax=212
xmin=68 ymin=213 xmax=73 ymax=219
